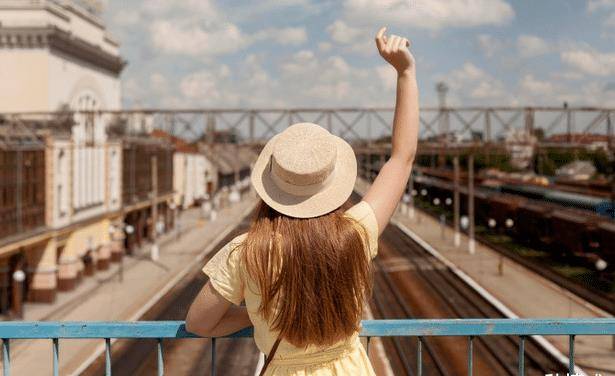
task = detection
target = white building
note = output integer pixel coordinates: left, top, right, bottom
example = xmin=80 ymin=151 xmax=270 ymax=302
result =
xmin=0 ymin=0 xmax=124 ymax=112
xmin=0 ymin=0 xmax=126 ymax=298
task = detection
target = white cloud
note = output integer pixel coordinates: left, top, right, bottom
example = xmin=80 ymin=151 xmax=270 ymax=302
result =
xmin=318 ymin=42 xmax=332 ymax=52
xmin=605 ymin=12 xmax=615 ymax=26
xmin=341 ymin=0 xmax=514 ymax=30
xmin=587 ymin=0 xmax=615 ymax=12
xmin=327 ymin=20 xmax=363 ymax=44
xmin=112 ymin=9 xmax=140 ymax=26
xmin=476 ymin=34 xmax=504 ymax=58
xmin=517 ymin=35 xmax=550 ymax=58
xmin=561 ymin=48 xmax=615 ymax=76
xmin=254 ymin=27 xmax=308 ymax=45
xmin=439 ymin=62 xmax=510 ymax=104
xmin=170 ymin=50 xmax=395 ymax=108
xmin=150 ymin=20 xmax=246 ymax=57
xmin=150 ymin=21 xmax=307 ymax=58
xmin=519 ymin=74 xmax=554 ymax=96
xmin=149 ymin=73 xmax=168 ymax=92
xmin=141 ymin=0 xmax=218 ymax=16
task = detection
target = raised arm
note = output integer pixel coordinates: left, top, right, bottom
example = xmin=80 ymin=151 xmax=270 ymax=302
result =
xmin=363 ymin=27 xmax=419 ymax=235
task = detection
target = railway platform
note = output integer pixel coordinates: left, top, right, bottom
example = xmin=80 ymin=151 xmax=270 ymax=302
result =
xmin=1 ymin=195 xmax=258 ymax=375
xmin=355 ymin=178 xmax=615 ymax=375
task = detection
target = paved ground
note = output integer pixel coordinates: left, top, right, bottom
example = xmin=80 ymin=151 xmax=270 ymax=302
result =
xmin=355 ymin=178 xmax=615 ymax=376
xmin=2 ymin=194 xmax=258 ymax=375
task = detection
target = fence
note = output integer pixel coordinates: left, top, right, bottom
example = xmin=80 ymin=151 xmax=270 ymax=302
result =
xmin=1 ymin=318 xmax=614 ymax=375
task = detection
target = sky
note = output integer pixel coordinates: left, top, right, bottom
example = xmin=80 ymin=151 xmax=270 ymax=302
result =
xmin=102 ymin=0 xmax=615 ymax=109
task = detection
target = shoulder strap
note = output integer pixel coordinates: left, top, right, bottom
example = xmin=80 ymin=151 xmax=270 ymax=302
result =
xmin=259 ymin=336 xmax=282 ymax=376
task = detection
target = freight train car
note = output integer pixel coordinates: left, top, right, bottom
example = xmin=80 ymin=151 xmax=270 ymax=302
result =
xmin=410 ymin=173 xmax=614 ymax=269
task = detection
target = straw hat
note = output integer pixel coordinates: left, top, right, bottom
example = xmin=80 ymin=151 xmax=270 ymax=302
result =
xmin=251 ymin=123 xmax=357 ymax=218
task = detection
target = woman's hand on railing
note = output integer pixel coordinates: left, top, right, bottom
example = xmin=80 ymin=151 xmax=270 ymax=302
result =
xmin=375 ymin=27 xmax=415 ymax=77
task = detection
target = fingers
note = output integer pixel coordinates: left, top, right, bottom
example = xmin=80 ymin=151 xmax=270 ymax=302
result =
xmin=376 ymin=27 xmax=411 ymax=54
xmin=375 ymin=27 xmax=387 ymax=52
xmin=385 ymin=34 xmax=398 ymax=53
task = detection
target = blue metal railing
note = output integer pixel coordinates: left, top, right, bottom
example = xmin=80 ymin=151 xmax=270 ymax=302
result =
xmin=1 ymin=318 xmax=614 ymax=375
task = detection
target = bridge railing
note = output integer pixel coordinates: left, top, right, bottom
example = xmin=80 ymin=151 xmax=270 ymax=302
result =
xmin=1 ymin=107 xmax=613 ymax=148
xmin=1 ymin=318 xmax=614 ymax=376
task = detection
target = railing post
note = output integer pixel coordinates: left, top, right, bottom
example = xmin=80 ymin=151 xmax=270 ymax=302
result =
xmin=417 ymin=336 xmax=423 ymax=376
xmin=157 ymin=338 xmax=164 ymax=376
xmin=105 ymin=338 xmax=112 ymax=376
xmin=211 ymin=338 xmax=217 ymax=376
xmin=52 ymin=338 xmax=59 ymax=376
xmin=518 ymin=336 xmax=525 ymax=376
xmin=568 ymin=335 xmax=575 ymax=375
xmin=2 ymin=339 xmax=9 ymax=376
xmin=467 ymin=336 xmax=473 ymax=376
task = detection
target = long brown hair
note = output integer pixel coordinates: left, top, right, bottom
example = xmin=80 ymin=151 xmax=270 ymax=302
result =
xmin=240 ymin=200 xmax=372 ymax=348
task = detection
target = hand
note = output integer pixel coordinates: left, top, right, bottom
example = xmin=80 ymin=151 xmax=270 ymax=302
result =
xmin=375 ymin=27 xmax=415 ymax=76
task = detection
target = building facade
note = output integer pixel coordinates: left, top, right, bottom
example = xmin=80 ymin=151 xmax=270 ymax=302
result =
xmin=0 ymin=0 xmax=125 ymax=313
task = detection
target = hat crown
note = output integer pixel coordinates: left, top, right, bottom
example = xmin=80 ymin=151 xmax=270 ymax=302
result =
xmin=271 ymin=123 xmax=337 ymax=187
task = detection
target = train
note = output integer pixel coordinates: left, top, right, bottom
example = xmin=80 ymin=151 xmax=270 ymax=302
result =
xmin=410 ymin=173 xmax=615 ymax=270
xmin=497 ymin=184 xmax=614 ymax=219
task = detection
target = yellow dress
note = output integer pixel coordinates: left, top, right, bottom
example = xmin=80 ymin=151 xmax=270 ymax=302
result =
xmin=203 ymin=201 xmax=379 ymax=375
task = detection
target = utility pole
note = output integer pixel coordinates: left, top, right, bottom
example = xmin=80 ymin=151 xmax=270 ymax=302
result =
xmin=453 ymin=153 xmax=460 ymax=247
xmin=150 ymin=155 xmax=159 ymax=262
xmin=468 ymin=153 xmax=476 ymax=254
xmin=437 ymin=82 xmax=449 ymax=167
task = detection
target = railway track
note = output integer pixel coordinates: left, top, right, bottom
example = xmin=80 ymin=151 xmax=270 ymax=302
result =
xmin=364 ymin=196 xmax=562 ymax=375
xmin=416 ymin=203 xmax=615 ymax=315
xmin=82 ymin=213 xmax=259 ymax=376
xmin=84 ymin=193 xmax=561 ymax=375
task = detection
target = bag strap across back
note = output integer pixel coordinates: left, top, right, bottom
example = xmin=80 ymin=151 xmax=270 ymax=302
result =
xmin=259 ymin=336 xmax=282 ymax=376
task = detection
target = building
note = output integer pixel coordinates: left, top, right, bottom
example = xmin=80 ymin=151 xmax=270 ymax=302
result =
xmin=121 ymin=137 xmax=174 ymax=255
xmin=200 ymin=143 xmax=256 ymax=206
xmin=546 ymin=133 xmax=610 ymax=150
xmin=0 ymin=0 xmax=125 ymax=314
xmin=0 ymin=0 xmax=124 ymax=113
xmin=151 ymin=130 xmax=217 ymax=210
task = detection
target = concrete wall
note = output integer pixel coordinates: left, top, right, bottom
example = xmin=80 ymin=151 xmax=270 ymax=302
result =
xmin=0 ymin=49 xmax=49 ymax=112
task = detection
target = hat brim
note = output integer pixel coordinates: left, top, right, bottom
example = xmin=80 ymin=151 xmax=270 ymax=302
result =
xmin=251 ymin=135 xmax=357 ymax=218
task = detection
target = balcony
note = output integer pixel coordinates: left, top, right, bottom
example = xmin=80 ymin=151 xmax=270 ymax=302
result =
xmin=1 ymin=318 xmax=614 ymax=375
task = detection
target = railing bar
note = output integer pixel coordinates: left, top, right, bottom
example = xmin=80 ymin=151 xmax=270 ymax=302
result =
xmin=211 ymin=337 xmax=216 ymax=376
xmin=518 ymin=336 xmax=525 ymax=376
xmin=568 ymin=335 xmax=575 ymax=375
xmin=105 ymin=338 xmax=111 ymax=376
xmin=467 ymin=336 xmax=473 ymax=376
xmin=157 ymin=338 xmax=164 ymax=376
xmin=52 ymin=338 xmax=59 ymax=376
xmin=417 ymin=336 xmax=423 ymax=376
xmin=2 ymin=339 xmax=9 ymax=376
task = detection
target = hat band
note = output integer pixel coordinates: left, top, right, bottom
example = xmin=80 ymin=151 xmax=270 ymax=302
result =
xmin=270 ymin=165 xmax=336 ymax=197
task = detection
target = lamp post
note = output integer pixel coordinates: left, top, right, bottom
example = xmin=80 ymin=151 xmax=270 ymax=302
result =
xmin=12 ymin=269 xmax=25 ymax=319
xmin=122 ymin=224 xmax=134 ymax=282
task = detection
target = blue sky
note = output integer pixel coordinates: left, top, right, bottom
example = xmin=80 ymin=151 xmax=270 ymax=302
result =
xmin=103 ymin=0 xmax=615 ymax=109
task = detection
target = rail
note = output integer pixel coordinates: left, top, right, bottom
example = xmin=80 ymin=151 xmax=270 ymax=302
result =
xmin=1 ymin=318 xmax=614 ymax=375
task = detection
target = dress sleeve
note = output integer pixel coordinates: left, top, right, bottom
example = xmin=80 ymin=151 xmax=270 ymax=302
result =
xmin=202 ymin=234 xmax=247 ymax=305
xmin=345 ymin=201 xmax=379 ymax=259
